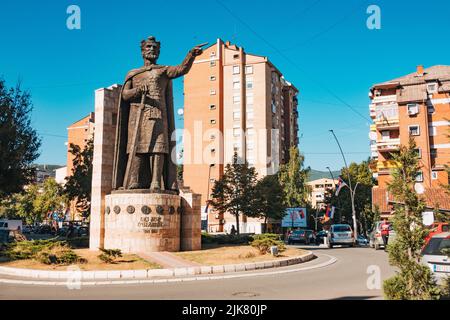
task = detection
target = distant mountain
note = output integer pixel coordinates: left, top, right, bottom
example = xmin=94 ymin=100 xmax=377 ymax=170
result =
xmin=307 ymin=169 xmax=341 ymax=182
xmin=33 ymin=164 xmax=65 ymax=171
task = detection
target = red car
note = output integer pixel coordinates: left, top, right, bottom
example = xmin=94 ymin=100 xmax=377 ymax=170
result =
xmin=424 ymin=222 xmax=449 ymax=245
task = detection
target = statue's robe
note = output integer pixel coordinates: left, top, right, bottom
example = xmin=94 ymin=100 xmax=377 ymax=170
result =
xmin=112 ymin=66 xmax=178 ymax=192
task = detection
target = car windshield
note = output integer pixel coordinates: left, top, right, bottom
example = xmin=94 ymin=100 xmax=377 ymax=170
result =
xmin=333 ymin=226 xmax=351 ymax=232
xmin=422 ymin=238 xmax=450 ymax=256
xmin=293 ymin=231 xmax=304 ymax=235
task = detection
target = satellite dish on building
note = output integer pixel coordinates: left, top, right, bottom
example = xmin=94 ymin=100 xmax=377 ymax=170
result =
xmin=177 ymin=108 xmax=184 ymax=116
xmin=414 ymin=183 xmax=425 ymax=195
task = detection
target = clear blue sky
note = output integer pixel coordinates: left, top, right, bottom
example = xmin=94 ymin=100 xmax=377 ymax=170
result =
xmin=1 ymin=0 xmax=449 ymax=171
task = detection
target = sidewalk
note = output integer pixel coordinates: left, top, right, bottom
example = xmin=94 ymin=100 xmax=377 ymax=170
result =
xmin=138 ymin=251 xmax=200 ymax=269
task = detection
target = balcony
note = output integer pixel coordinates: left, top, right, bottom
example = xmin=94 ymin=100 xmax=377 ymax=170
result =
xmin=377 ymin=138 xmax=400 ymax=152
xmin=375 ymin=118 xmax=400 ymax=130
xmin=371 ymin=94 xmax=397 ymax=104
xmin=376 ymin=160 xmax=400 ymax=174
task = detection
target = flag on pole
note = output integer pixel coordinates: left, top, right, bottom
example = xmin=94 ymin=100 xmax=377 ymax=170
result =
xmin=335 ymin=177 xmax=348 ymax=196
xmin=325 ymin=205 xmax=336 ymax=219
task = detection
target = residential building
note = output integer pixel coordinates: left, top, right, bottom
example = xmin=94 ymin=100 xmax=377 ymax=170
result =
xmin=369 ymin=65 xmax=450 ymax=217
xmin=66 ymin=113 xmax=95 ymax=220
xmin=307 ymin=178 xmax=338 ymax=210
xmin=183 ymin=39 xmax=299 ymax=233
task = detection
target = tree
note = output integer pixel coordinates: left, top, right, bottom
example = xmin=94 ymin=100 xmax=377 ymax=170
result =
xmin=34 ymin=178 xmax=67 ymax=221
xmin=254 ymin=175 xmax=286 ymax=233
xmin=383 ymin=138 xmax=440 ymax=300
xmin=0 ymin=79 xmax=41 ymax=198
xmin=323 ymin=160 xmax=375 ymax=235
xmin=64 ymin=138 xmax=93 ymax=218
xmin=279 ymin=147 xmax=310 ymax=208
xmin=210 ymin=153 xmax=258 ymax=235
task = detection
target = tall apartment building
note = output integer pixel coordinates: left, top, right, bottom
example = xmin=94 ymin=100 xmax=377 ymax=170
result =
xmin=183 ymin=39 xmax=299 ymax=233
xmin=369 ymin=65 xmax=450 ymax=217
xmin=66 ymin=112 xmax=95 ymax=220
xmin=307 ymin=178 xmax=338 ymax=210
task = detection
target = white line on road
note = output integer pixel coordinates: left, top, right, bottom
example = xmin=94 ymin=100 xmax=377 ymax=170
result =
xmin=0 ymin=254 xmax=337 ymax=287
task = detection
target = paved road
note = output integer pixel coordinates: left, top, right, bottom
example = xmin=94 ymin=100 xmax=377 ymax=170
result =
xmin=0 ymin=246 xmax=395 ymax=300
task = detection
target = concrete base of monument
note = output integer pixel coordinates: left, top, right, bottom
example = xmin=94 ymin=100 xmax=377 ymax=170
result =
xmin=104 ymin=191 xmax=182 ymax=253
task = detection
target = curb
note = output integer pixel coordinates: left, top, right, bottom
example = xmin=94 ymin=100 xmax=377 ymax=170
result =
xmin=0 ymin=254 xmax=337 ymax=287
xmin=0 ymin=251 xmax=315 ymax=281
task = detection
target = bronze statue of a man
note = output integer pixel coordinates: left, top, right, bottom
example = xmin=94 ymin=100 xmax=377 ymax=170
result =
xmin=112 ymin=36 xmax=203 ymax=193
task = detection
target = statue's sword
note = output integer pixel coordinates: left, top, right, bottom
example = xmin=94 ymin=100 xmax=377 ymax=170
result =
xmin=123 ymin=92 xmax=146 ymax=189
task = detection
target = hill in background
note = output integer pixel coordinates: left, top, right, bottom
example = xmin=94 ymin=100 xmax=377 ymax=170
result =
xmin=307 ymin=169 xmax=341 ymax=182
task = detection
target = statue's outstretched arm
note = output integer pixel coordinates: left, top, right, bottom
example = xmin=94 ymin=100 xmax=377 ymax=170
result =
xmin=166 ymin=46 xmax=204 ymax=79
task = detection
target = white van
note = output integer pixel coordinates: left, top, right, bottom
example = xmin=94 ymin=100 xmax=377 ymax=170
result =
xmin=0 ymin=220 xmax=23 ymax=232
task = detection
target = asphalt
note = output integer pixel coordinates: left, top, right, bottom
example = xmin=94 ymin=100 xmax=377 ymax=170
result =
xmin=0 ymin=245 xmax=395 ymax=300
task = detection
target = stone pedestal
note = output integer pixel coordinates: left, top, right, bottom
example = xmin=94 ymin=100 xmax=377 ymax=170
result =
xmin=103 ymin=191 xmax=181 ymax=253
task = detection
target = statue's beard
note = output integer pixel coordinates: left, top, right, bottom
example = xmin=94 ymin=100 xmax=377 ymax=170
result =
xmin=143 ymin=52 xmax=158 ymax=62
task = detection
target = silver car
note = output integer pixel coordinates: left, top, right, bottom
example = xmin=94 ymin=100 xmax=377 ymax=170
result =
xmin=421 ymin=232 xmax=450 ymax=285
xmin=369 ymin=221 xmax=396 ymax=250
xmin=327 ymin=224 xmax=355 ymax=248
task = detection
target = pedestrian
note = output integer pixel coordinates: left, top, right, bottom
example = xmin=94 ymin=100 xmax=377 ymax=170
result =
xmin=230 ymin=225 xmax=237 ymax=235
xmin=381 ymin=218 xmax=390 ymax=251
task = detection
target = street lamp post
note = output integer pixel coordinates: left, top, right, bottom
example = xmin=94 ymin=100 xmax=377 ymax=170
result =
xmin=329 ymin=130 xmax=359 ymax=243
xmin=326 ymin=166 xmax=342 ymax=223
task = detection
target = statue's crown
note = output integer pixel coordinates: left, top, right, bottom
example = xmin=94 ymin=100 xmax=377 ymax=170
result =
xmin=141 ymin=36 xmax=160 ymax=49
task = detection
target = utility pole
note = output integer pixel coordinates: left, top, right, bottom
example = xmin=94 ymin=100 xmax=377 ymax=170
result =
xmin=329 ymin=130 xmax=359 ymax=243
xmin=326 ymin=166 xmax=342 ymax=223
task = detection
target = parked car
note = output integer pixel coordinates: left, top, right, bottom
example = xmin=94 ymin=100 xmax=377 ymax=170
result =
xmin=357 ymin=235 xmax=369 ymax=246
xmin=288 ymin=229 xmax=315 ymax=245
xmin=421 ymin=232 xmax=450 ymax=285
xmin=425 ymin=223 xmax=450 ymax=246
xmin=327 ymin=224 xmax=355 ymax=248
xmin=369 ymin=221 xmax=396 ymax=250
xmin=315 ymin=230 xmax=328 ymax=245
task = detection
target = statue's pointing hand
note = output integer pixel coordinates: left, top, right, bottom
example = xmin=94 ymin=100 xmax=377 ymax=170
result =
xmin=190 ymin=46 xmax=203 ymax=57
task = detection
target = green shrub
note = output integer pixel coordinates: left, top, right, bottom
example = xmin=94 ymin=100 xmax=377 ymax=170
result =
xmin=4 ymin=239 xmax=83 ymax=265
xmin=250 ymin=235 xmax=286 ymax=255
xmin=98 ymin=248 xmax=122 ymax=264
xmin=201 ymin=233 xmax=253 ymax=245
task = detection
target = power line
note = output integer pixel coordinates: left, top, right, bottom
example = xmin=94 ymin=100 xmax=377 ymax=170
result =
xmin=215 ymin=0 xmax=372 ymax=124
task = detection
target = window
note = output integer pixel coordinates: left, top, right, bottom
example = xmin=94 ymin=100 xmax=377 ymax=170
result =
xmin=247 ymin=128 xmax=255 ymax=136
xmin=381 ymin=131 xmax=390 ymax=141
xmin=407 ymin=104 xmax=419 ymax=116
xmin=210 ymin=61 xmax=216 ymax=67
xmin=233 ymin=54 xmax=240 ymax=59
xmin=210 ymin=134 xmax=216 ymax=140
xmin=429 ymin=126 xmax=437 ymax=137
xmin=409 ymin=125 xmax=420 ymax=136
xmin=233 ymin=81 xmax=241 ymax=90
xmin=246 ymin=79 xmax=253 ymax=89
xmin=431 ymin=148 xmax=438 ymax=159
xmin=210 ymin=51 xmax=216 ymax=57
xmin=210 ymin=76 xmax=216 ymax=81
xmin=245 ymin=65 xmax=253 ymax=74
xmin=210 ymin=119 xmax=216 ymax=125
xmin=210 ymin=89 xmax=216 ymax=95
xmin=414 ymin=148 xmax=422 ymax=159
xmin=233 ymin=95 xmax=241 ymax=104
xmin=233 ymin=65 xmax=240 ymax=74
xmin=209 ymin=104 xmax=216 ymax=110
xmin=272 ymin=102 xmax=277 ymax=114
xmin=233 ymin=128 xmax=241 ymax=137
xmin=427 ymin=83 xmax=438 ymax=93
xmin=432 ymin=171 xmax=438 ymax=180
xmin=233 ymin=111 xmax=241 ymax=120
xmin=416 ymin=171 xmax=424 ymax=182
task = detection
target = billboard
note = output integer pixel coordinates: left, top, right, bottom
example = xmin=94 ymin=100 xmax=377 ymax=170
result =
xmin=282 ymin=208 xmax=307 ymax=228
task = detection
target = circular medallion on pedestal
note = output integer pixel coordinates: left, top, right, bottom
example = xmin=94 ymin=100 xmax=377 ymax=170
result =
xmin=113 ymin=206 xmax=121 ymax=214
xmin=127 ymin=206 xmax=135 ymax=214
xmin=177 ymin=206 xmax=182 ymax=215
xmin=169 ymin=206 xmax=175 ymax=215
xmin=141 ymin=205 xmax=151 ymax=215
xmin=156 ymin=205 xmax=164 ymax=215
xmin=106 ymin=207 xmax=111 ymax=215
